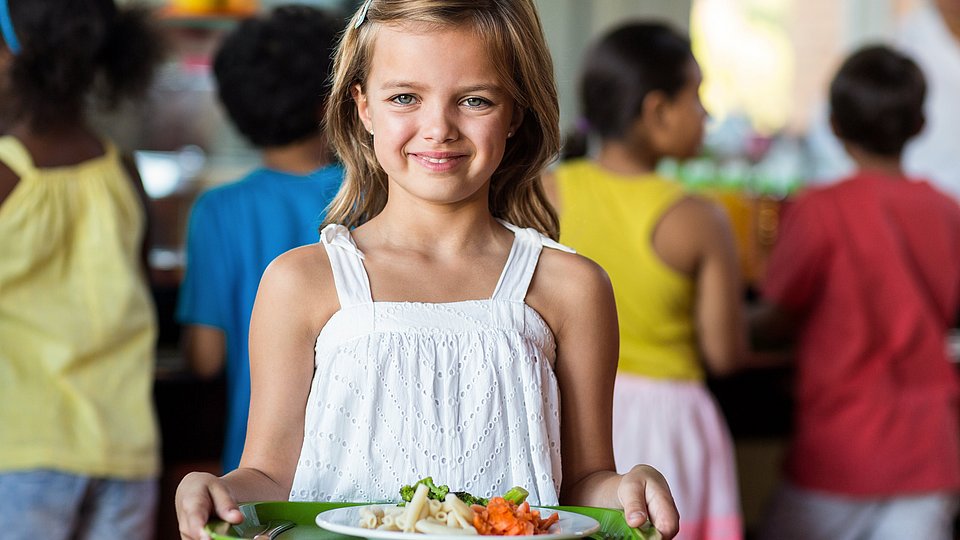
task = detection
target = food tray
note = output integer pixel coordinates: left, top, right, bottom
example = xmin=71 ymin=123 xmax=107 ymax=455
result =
xmin=206 ymin=502 xmax=657 ymax=540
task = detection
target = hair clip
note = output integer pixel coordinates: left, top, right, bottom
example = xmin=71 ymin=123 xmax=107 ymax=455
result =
xmin=354 ymin=0 xmax=373 ymax=29
xmin=0 ymin=0 xmax=22 ymax=55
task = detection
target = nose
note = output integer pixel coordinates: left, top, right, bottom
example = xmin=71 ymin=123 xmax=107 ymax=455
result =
xmin=422 ymin=102 xmax=459 ymax=143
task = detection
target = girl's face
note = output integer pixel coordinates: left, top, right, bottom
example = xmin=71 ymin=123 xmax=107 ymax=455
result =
xmin=662 ymin=59 xmax=707 ymax=160
xmin=353 ymin=23 xmax=523 ymax=208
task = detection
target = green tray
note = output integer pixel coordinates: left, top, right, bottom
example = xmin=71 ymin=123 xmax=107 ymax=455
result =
xmin=206 ymin=502 xmax=661 ymax=540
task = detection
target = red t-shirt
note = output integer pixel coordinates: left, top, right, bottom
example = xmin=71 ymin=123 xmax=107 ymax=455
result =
xmin=762 ymin=171 xmax=960 ymax=496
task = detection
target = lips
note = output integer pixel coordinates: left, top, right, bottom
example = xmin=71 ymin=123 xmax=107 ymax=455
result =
xmin=409 ymin=151 xmax=467 ymax=172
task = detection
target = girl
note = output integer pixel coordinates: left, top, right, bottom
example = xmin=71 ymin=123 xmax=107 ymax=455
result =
xmin=0 ymin=0 xmax=164 ymax=538
xmin=175 ymin=1 xmax=679 ymax=539
xmin=544 ymin=22 xmax=747 ymax=540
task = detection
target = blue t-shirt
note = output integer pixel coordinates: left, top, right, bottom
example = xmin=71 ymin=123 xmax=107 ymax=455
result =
xmin=176 ymin=164 xmax=343 ymax=472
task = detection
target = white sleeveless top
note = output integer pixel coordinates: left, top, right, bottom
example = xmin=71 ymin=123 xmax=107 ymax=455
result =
xmin=289 ymin=221 xmax=572 ymax=505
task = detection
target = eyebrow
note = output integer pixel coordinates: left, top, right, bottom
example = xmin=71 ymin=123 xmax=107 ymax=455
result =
xmin=378 ymin=80 xmax=505 ymax=95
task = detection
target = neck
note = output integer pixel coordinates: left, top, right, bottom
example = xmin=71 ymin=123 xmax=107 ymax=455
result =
xmin=370 ymin=187 xmax=502 ymax=254
xmin=845 ymin=144 xmax=904 ymax=177
xmin=261 ymin=134 xmax=331 ymax=174
xmin=596 ymin=140 xmax=658 ymax=176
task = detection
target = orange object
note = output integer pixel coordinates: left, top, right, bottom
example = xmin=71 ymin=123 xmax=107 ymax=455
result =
xmin=168 ymin=0 xmax=257 ymax=15
xmin=472 ymin=498 xmax=559 ymax=536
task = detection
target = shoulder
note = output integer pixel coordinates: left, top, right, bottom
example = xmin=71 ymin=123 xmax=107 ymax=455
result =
xmin=659 ymin=193 xmax=734 ymax=245
xmin=527 ymin=247 xmax=615 ymax=332
xmin=258 ymin=242 xmax=339 ymax=324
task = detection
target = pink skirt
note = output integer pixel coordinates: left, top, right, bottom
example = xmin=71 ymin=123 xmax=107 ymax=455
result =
xmin=613 ymin=374 xmax=744 ymax=540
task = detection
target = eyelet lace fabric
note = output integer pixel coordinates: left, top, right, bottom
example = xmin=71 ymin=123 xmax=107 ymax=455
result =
xmin=289 ymin=222 xmax=572 ymax=505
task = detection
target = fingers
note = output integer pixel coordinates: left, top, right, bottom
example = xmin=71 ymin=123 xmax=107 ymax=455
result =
xmin=619 ymin=465 xmax=680 ymax=539
xmin=175 ymin=472 xmax=244 ymax=540
xmin=209 ymin=480 xmax=245 ymax=523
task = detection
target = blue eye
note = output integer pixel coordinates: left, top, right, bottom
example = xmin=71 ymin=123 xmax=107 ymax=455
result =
xmin=391 ymin=94 xmax=416 ymax=105
xmin=463 ymin=97 xmax=491 ymax=108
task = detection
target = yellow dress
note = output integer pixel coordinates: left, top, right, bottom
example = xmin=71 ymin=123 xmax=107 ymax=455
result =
xmin=0 ymin=136 xmax=159 ymax=479
xmin=555 ymin=158 xmax=702 ymax=380
xmin=554 ymin=158 xmax=743 ymax=540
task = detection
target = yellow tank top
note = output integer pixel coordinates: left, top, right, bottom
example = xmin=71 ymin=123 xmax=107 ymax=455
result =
xmin=555 ymin=159 xmax=703 ymax=380
xmin=0 ymin=136 xmax=159 ymax=478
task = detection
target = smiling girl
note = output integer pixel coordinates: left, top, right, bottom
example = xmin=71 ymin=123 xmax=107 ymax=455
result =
xmin=174 ymin=2 xmax=680 ymax=539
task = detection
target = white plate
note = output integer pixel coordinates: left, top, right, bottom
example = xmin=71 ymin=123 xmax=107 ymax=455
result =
xmin=316 ymin=504 xmax=601 ymax=540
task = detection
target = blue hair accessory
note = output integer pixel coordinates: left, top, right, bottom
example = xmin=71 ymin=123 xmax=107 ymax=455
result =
xmin=0 ymin=0 xmax=20 ymax=55
xmin=354 ymin=0 xmax=373 ymax=29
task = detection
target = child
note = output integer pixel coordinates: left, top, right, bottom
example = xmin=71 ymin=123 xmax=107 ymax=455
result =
xmin=752 ymin=45 xmax=960 ymax=540
xmin=176 ymin=4 xmax=344 ymax=474
xmin=0 ymin=1 xmax=164 ymax=538
xmin=174 ymin=1 xmax=680 ymax=539
xmin=544 ymin=22 xmax=746 ymax=540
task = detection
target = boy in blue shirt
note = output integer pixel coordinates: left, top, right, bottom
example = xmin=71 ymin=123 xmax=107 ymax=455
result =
xmin=176 ymin=5 xmax=344 ymax=473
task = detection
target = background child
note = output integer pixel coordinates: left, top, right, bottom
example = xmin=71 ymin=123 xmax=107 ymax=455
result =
xmin=544 ymin=22 xmax=747 ymax=540
xmin=175 ymin=4 xmax=344 ymax=475
xmin=175 ymin=1 xmax=679 ymax=539
xmin=0 ymin=0 xmax=165 ymax=538
xmin=751 ymin=45 xmax=960 ymax=540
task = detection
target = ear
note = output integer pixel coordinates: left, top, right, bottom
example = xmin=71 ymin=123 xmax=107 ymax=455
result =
xmin=351 ymin=83 xmax=373 ymax=132
xmin=829 ymin=114 xmax=843 ymax=139
xmin=911 ymin=113 xmax=926 ymax=137
xmin=641 ymin=90 xmax=671 ymax=131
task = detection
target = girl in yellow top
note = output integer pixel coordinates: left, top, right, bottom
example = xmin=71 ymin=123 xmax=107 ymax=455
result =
xmin=544 ymin=22 xmax=747 ymax=540
xmin=0 ymin=1 xmax=164 ymax=538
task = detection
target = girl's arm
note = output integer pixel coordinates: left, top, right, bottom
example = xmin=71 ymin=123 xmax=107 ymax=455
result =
xmin=176 ymin=245 xmax=337 ymax=539
xmin=655 ymin=196 xmax=747 ymax=376
xmin=528 ymin=251 xmax=680 ymax=538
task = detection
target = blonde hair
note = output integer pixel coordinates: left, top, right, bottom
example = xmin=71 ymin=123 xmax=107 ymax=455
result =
xmin=322 ymin=0 xmax=561 ymax=239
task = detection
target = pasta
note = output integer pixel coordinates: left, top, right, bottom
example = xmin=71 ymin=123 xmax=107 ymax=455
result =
xmin=358 ymin=485 xmax=479 ymax=535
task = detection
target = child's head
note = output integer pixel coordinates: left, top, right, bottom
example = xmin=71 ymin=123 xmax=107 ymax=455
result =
xmin=0 ymin=0 xmax=163 ymax=132
xmin=566 ymin=21 xmax=704 ymax=162
xmin=323 ymin=0 xmax=560 ymax=238
xmin=829 ymin=45 xmax=925 ymax=158
xmin=213 ymin=5 xmax=341 ymax=149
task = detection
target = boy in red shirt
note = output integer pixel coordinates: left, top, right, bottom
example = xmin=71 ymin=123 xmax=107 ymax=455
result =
xmin=752 ymin=45 xmax=960 ymax=540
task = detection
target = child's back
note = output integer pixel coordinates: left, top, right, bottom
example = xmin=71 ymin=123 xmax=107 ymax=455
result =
xmin=0 ymin=1 xmax=164 ymax=538
xmin=753 ymin=45 xmax=960 ymax=540
xmin=176 ymin=5 xmax=344 ymax=473
xmin=547 ymin=22 xmax=746 ymax=540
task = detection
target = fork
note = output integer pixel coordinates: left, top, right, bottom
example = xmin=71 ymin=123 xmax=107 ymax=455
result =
xmin=251 ymin=519 xmax=295 ymax=539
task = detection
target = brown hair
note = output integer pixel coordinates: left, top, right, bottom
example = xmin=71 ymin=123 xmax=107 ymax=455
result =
xmin=322 ymin=0 xmax=560 ymax=239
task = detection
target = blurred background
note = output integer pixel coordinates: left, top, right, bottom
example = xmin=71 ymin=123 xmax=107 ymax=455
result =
xmin=98 ymin=0 xmax=950 ymax=537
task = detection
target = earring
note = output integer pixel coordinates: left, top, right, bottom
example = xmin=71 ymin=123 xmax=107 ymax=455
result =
xmin=369 ymin=129 xmax=374 ymax=136
xmin=507 ymin=131 xmax=513 ymax=138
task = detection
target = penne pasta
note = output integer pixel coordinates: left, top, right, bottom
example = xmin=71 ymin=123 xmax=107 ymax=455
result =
xmin=415 ymin=518 xmax=478 ymax=535
xmin=355 ymin=486 xmax=487 ymax=535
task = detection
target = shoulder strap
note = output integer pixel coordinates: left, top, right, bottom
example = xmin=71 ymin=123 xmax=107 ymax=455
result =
xmin=492 ymin=220 xmax=575 ymax=302
xmin=0 ymin=136 xmax=37 ymax=178
xmin=319 ymin=224 xmax=373 ymax=308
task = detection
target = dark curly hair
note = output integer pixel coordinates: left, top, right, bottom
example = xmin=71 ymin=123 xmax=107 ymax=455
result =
xmin=213 ymin=5 xmax=342 ymax=148
xmin=563 ymin=21 xmax=693 ymax=159
xmin=1 ymin=0 xmax=164 ymax=131
xmin=830 ymin=45 xmax=926 ymax=157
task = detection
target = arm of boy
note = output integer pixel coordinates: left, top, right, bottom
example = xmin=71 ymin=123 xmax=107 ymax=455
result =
xmin=175 ymin=245 xmax=339 ymax=540
xmin=527 ymin=250 xmax=680 ymax=539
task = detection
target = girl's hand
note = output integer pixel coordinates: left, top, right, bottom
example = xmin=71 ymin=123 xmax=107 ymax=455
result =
xmin=175 ymin=471 xmax=244 ymax=540
xmin=618 ymin=464 xmax=680 ymax=539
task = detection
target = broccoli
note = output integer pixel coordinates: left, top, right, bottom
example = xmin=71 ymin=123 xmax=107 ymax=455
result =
xmin=399 ymin=477 xmax=450 ymax=503
xmin=399 ymin=479 xmax=528 ymax=508
xmin=452 ymin=491 xmax=489 ymax=506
